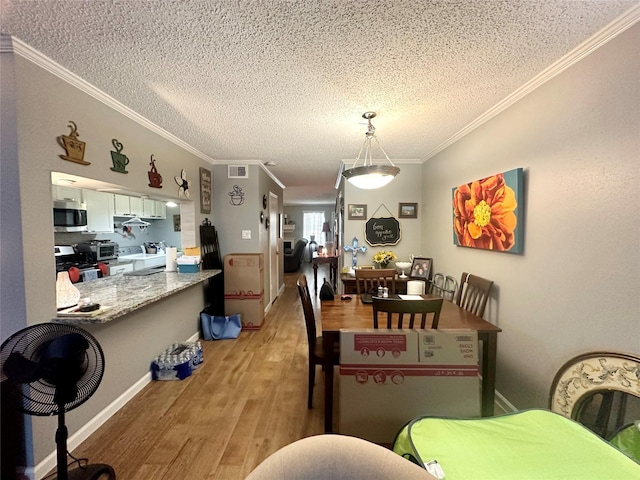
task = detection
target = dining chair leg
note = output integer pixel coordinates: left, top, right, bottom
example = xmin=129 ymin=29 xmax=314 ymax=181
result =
xmin=308 ymin=360 xmax=315 ymax=409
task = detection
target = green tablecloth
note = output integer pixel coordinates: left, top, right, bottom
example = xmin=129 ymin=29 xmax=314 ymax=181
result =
xmin=393 ymin=409 xmax=640 ymax=479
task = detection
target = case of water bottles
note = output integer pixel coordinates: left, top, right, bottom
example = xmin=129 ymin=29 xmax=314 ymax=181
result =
xmin=151 ymin=341 xmax=204 ymax=381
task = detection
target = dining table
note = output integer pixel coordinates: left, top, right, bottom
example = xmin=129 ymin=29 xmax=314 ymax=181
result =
xmin=320 ymin=294 xmax=502 ymax=433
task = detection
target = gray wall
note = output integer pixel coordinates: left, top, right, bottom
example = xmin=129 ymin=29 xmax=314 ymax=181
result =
xmin=342 ymin=163 xmax=423 ymax=268
xmin=212 ymin=164 xmax=285 ymax=300
xmin=1 ymin=45 xmax=220 ymax=470
xmin=420 ymin=24 xmax=639 ymax=409
xmin=283 ymin=204 xmax=334 ymax=242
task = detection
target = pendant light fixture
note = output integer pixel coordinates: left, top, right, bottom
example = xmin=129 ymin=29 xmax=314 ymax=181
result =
xmin=342 ymin=112 xmax=400 ymax=189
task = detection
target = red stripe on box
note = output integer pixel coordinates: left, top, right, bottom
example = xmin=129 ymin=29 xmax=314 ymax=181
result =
xmin=340 ymin=364 xmax=478 ymax=377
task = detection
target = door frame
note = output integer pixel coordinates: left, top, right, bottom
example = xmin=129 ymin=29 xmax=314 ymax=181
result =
xmin=268 ymin=192 xmax=279 ymax=305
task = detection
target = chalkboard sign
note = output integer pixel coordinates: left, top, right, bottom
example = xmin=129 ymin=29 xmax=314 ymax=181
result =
xmin=365 ymin=217 xmax=401 ymax=246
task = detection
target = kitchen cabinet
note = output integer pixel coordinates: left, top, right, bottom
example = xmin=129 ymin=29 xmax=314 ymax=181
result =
xmin=53 ymin=185 xmax=83 ymax=202
xmin=114 ymin=194 xmax=165 ymax=219
xmin=154 ymin=201 xmax=166 ymax=219
xmin=113 ymin=194 xmax=143 ymax=217
xmin=83 ymin=189 xmax=114 ymax=233
xmin=129 ymin=197 xmax=143 ymax=217
xmin=113 ymin=194 xmax=131 ymax=216
xmin=141 ymin=199 xmax=167 ymax=219
xmin=142 ymin=198 xmax=155 ymax=218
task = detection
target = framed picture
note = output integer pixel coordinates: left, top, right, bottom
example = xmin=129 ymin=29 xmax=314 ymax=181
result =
xmin=348 ymin=204 xmax=367 ymax=220
xmin=399 ymin=202 xmax=418 ymax=218
xmin=199 ymin=167 xmax=211 ymax=214
xmin=452 ymin=167 xmax=524 ymax=254
xmin=409 ymin=257 xmax=432 ymax=281
xmin=173 ymin=214 xmax=181 ymax=232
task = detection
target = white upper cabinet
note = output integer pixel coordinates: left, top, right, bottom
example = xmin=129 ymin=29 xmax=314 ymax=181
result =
xmin=142 ymin=198 xmax=167 ymax=219
xmin=142 ymin=198 xmax=156 ymax=218
xmin=113 ymin=194 xmax=132 ymax=216
xmin=129 ymin=196 xmax=143 ymax=217
xmin=83 ymin=189 xmax=114 ymax=233
xmin=53 ymin=185 xmax=83 ymax=203
xmin=113 ymin=194 xmax=143 ymax=217
xmin=155 ymin=201 xmax=166 ymax=219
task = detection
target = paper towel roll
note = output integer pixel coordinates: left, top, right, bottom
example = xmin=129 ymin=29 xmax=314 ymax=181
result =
xmin=407 ymin=280 xmax=425 ymax=295
xmin=165 ymin=247 xmax=178 ymax=272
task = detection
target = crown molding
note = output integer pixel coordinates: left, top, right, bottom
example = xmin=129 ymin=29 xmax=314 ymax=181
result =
xmin=5 ymin=35 xmax=217 ymax=164
xmin=6 ymin=35 xmax=289 ymax=188
xmin=421 ymin=4 xmax=640 ymax=162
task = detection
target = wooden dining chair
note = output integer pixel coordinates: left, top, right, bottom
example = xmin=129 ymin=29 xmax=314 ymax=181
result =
xmin=355 ymin=268 xmax=397 ymax=295
xmin=372 ymin=297 xmax=444 ymax=329
xmin=296 ymin=274 xmax=339 ymax=409
xmin=454 ymin=272 xmax=494 ymax=318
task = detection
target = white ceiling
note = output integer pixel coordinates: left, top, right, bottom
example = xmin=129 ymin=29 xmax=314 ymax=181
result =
xmin=1 ymin=1 xmax=638 ymax=205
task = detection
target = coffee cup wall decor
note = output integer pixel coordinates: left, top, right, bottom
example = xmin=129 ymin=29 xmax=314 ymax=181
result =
xmin=57 ymin=121 xmax=89 ymax=165
xmin=110 ymin=139 xmax=130 ymax=173
xmin=148 ymin=154 xmax=163 ymax=188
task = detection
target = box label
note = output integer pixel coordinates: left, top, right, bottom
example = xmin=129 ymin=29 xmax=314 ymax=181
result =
xmin=353 ymin=333 xmax=407 ymax=358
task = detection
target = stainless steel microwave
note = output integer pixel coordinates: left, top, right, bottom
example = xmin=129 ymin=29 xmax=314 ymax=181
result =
xmin=53 ymin=200 xmax=88 ymax=232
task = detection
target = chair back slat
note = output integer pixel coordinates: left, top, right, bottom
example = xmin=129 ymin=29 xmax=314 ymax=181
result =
xmin=355 ymin=268 xmax=397 ymax=294
xmin=454 ymin=272 xmax=493 ymax=317
xmin=372 ymin=297 xmax=444 ymax=329
xmin=296 ymin=275 xmax=316 ymax=345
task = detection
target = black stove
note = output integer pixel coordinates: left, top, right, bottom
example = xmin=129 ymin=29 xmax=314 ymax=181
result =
xmin=55 ymin=261 xmax=102 ymax=273
xmin=55 ymin=245 xmax=104 ymax=282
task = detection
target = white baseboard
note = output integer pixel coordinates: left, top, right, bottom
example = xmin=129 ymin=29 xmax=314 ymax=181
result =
xmin=32 ymin=332 xmax=200 ymax=480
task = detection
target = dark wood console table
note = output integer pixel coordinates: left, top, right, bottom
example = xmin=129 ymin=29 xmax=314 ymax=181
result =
xmin=312 ymin=255 xmax=339 ymax=292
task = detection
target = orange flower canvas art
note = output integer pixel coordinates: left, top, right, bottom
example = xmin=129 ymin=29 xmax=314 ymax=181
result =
xmin=452 ymin=168 xmax=524 ymax=254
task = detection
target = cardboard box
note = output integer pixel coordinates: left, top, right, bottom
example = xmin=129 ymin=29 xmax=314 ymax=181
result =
xmin=223 ymin=253 xmax=264 ymax=298
xmin=339 ymin=329 xmax=479 ymax=444
xmin=224 ymin=295 xmax=264 ymax=330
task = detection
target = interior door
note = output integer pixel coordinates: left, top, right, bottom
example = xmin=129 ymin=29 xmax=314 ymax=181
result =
xmin=269 ymin=193 xmax=279 ymax=304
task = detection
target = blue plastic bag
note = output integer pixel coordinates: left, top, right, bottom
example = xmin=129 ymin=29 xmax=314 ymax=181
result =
xmin=200 ymin=312 xmax=242 ymax=340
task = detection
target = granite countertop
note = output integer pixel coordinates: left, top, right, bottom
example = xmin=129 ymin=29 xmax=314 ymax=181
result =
xmin=53 ymin=269 xmax=221 ymax=325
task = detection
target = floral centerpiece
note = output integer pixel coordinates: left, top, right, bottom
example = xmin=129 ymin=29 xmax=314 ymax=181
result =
xmin=372 ymin=250 xmax=397 ymax=268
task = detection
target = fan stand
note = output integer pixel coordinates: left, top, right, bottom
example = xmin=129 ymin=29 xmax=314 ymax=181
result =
xmin=56 ymin=408 xmax=115 ymax=480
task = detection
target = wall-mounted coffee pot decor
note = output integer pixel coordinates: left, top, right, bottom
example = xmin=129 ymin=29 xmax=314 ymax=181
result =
xmin=110 ymin=139 xmax=129 ymax=173
xmin=228 ymin=185 xmax=245 ymax=206
xmin=174 ymin=168 xmax=190 ymax=199
xmin=57 ymin=121 xmax=89 ymax=165
xmin=148 ymin=155 xmax=163 ymax=188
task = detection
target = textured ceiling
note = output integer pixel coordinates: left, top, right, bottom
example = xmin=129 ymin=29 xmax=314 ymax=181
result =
xmin=1 ymin=1 xmax=637 ymax=204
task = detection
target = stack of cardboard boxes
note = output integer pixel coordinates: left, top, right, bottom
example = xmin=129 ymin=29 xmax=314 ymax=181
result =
xmin=223 ymin=253 xmax=264 ymax=330
xmin=339 ymin=329 xmax=480 ymax=443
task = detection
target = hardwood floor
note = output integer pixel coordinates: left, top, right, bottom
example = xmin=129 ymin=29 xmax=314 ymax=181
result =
xmin=70 ymin=264 xmax=329 ymax=479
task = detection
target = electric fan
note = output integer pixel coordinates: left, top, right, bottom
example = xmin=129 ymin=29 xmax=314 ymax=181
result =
xmin=1 ymin=323 xmax=115 ymax=480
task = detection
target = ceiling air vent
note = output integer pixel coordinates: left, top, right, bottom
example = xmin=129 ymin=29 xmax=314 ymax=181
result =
xmin=228 ymin=165 xmax=248 ymax=179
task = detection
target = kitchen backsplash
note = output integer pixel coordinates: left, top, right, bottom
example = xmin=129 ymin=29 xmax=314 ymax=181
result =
xmin=54 ymin=217 xmax=182 ymax=249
